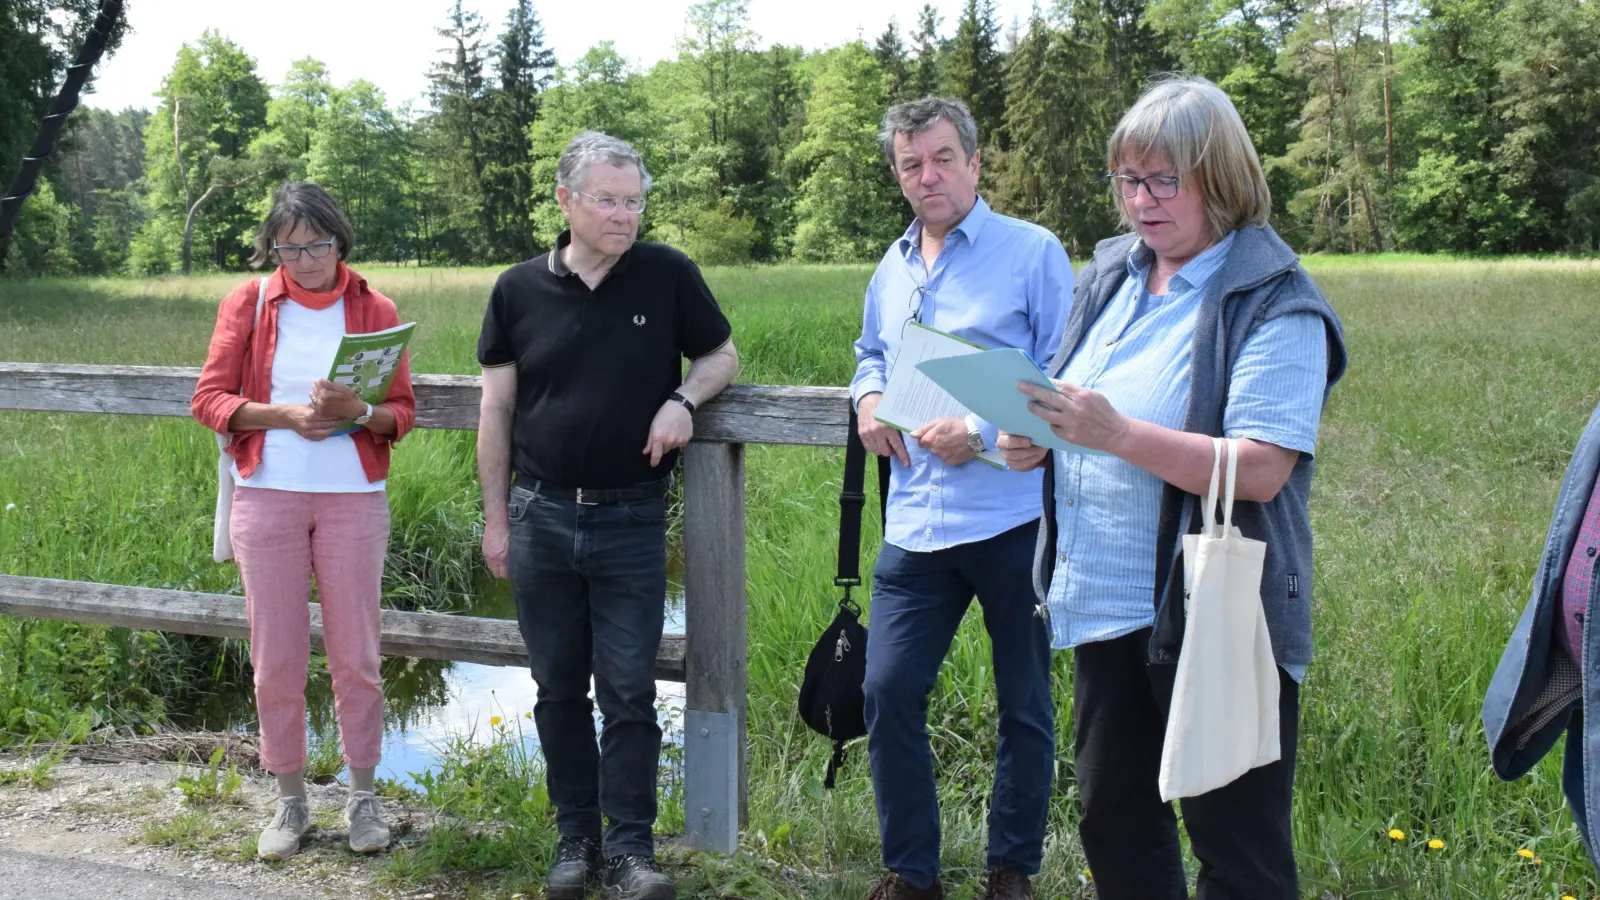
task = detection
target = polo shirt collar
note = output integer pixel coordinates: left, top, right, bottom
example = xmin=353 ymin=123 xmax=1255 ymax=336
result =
xmin=549 ymin=230 xmax=634 ymax=279
xmin=896 ymin=195 xmax=994 ymax=261
xmin=1124 ymin=229 xmax=1238 ymax=293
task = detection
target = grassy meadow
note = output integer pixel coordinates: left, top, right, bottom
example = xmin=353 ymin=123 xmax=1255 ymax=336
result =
xmin=2 ymin=257 xmax=1600 ymax=897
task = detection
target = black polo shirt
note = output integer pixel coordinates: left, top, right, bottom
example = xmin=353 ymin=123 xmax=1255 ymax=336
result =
xmin=477 ymin=232 xmax=733 ymax=489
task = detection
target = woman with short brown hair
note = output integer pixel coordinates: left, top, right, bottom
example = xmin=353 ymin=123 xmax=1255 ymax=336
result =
xmin=191 ymin=181 xmax=415 ymax=860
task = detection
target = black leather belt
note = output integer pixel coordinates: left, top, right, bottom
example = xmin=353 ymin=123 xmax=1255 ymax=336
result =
xmin=517 ymin=477 xmax=670 ymax=506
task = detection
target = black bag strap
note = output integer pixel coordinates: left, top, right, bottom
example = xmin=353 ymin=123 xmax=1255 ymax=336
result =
xmin=836 ymin=405 xmax=890 ymax=595
xmin=825 ymin=740 xmax=849 ymax=789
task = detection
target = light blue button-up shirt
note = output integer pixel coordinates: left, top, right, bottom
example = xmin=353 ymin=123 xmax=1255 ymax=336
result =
xmin=852 ymin=197 xmax=1074 ymax=553
xmin=1045 ymin=233 xmax=1328 ymax=681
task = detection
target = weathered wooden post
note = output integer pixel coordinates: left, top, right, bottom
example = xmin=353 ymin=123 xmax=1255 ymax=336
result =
xmin=680 ymin=439 xmax=748 ymax=853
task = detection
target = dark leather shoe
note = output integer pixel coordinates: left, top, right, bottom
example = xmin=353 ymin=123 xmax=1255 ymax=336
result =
xmin=981 ymin=866 xmax=1035 ymax=900
xmin=546 ymin=835 xmax=601 ymax=899
xmin=601 ymin=853 xmax=675 ymax=900
xmin=866 ymin=872 xmax=944 ymax=899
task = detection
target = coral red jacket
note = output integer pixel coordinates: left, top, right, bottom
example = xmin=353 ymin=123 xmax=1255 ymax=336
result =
xmin=191 ymin=266 xmax=416 ymax=482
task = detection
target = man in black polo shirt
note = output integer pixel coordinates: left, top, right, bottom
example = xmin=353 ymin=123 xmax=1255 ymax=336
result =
xmin=476 ymin=131 xmax=738 ymax=900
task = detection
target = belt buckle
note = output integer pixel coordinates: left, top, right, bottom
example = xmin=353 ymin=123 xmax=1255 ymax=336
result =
xmin=575 ymin=487 xmax=598 ymax=506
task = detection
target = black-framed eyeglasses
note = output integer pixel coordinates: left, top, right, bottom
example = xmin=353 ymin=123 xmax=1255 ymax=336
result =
xmin=576 ymin=191 xmax=646 ymax=214
xmin=273 ymin=239 xmax=336 ymax=261
xmin=1107 ymin=172 xmax=1181 ymax=200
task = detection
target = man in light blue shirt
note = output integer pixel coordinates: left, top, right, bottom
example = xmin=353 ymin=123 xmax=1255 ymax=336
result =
xmin=850 ymin=96 xmax=1072 ymax=900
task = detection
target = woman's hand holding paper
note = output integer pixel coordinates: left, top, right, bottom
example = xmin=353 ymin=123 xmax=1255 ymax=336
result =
xmin=1020 ymin=380 xmax=1133 ymax=456
xmin=996 ymin=432 xmax=1048 ymax=471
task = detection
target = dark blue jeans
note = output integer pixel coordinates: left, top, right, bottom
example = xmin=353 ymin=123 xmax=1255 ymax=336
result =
xmin=506 ymin=481 xmax=667 ymax=858
xmin=863 ymin=520 xmax=1054 ymax=889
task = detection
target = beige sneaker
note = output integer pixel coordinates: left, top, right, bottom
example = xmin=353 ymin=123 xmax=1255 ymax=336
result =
xmin=345 ymin=790 xmax=390 ymax=853
xmin=257 ymin=795 xmax=312 ymax=861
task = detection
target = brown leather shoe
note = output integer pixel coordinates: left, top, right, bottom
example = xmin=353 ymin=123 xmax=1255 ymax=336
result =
xmin=981 ymin=866 xmax=1035 ymax=900
xmin=867 ymin=872 xmax=944 ymax=900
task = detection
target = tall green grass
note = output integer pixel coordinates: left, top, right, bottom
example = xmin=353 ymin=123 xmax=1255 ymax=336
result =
xmin=3 ymin=257 xmax=1600 ymax=895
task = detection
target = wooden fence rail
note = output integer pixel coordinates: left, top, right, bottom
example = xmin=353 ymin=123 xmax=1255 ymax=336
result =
xmin=0 ymin=362 xmax=852 ymax=853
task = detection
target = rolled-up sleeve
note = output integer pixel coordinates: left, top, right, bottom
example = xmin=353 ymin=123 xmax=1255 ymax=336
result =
xmin=190 ymin=287 xmax=255 ymax=437
xmin=851 ymin=270 xmax=889 ymax=408
xmin=1224 ymin=311 xmax=1330 ymax=455
xmin=372 ymin=296 xmax=416 ymax=444
xmin=1029 ymin=235 xmax=1074 ymax=369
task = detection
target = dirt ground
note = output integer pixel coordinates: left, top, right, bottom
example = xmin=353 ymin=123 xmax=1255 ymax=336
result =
xmin=0 ymin=749 xmax=456 ymax=899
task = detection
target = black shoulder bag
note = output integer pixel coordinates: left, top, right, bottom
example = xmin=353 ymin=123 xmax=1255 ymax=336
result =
xmin=797 ymin=404 xmax=890 ymax=789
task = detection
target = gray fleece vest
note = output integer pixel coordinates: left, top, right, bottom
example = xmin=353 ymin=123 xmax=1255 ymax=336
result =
xmin=1033 ymin=224 xmax=1348 ymax=668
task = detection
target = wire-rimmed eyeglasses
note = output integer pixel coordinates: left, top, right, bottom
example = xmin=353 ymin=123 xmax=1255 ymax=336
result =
xmin=576 ymin=191 xmax=647 ymax=214
xmin=908 ymin=284 xmax=931 ymax=324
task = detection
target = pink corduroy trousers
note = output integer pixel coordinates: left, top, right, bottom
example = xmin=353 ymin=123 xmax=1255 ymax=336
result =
xmin=230 ymin=486 xmax=389 ymax=773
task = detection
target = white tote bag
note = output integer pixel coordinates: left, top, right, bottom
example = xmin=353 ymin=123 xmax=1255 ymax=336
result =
xmin=212 ymin=277 xmax=268 ymax=563
xmin=1157 ymin=436 xmax=1281 ymax=802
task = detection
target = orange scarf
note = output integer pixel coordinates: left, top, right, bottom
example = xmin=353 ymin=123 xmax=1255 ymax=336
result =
xmin=282 ymin=262 xmax=351 ymax=310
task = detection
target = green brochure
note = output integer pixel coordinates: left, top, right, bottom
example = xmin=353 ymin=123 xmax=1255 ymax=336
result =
xmin=326 ymin=322 xmax=416 ymax=435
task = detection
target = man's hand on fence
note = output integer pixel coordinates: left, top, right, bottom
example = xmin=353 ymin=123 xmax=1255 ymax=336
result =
xmin=482 ymin=518 xmax=510 ymax=579
xmin=644 ymin=400 xmax=693 ymax=467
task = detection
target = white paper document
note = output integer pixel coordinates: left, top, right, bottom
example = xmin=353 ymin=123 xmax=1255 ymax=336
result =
xmin=874 ymin=322 xmax=1007 ymax=468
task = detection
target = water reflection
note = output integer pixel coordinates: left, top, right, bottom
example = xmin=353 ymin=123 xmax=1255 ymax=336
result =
xmin=362 ymin=580 xmax=688 ymax=788
xmin=172 ymin=573 xmax=688 ymax=788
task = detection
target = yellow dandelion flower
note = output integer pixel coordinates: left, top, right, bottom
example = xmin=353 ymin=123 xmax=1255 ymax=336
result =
xmin=1082 ymin=869 xmax=1092 ymax=880
xmin=1388 ymin=829 xmax=1406 ymax=841
xmin=1563 ymin=895 xmax=1577 ymax=900
xmin=524 ymin=711 xmax=533 ymax=719
xmin=490 ymin=715 xmax=503 ymax=726
xmin=1427 ymin=839 xmax=1445 ymax=850
xmin=1517 ymin=848 xmax=1535 ymax=859
xmin=1533 ymin=858 xmax=1543 ymax=865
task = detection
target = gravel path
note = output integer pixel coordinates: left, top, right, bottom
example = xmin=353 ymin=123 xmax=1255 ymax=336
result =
xmin=0 ymin=754 xmax=442 ymax=899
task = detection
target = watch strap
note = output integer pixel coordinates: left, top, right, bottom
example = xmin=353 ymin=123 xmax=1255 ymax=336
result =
xmin=669 ymin=391 xmax=696 ymax=414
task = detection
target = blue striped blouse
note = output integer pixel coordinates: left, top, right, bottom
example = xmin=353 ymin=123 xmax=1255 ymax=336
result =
xmin=1045 ymin=233 xmax=1328 ymax=681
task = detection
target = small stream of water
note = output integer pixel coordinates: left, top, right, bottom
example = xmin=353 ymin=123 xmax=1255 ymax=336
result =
xmin=174 ymin=576 xmax=687 ymax=788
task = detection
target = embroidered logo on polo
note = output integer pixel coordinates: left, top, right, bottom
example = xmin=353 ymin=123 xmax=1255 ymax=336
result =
xmin=633 ymin=315 xmax=646 ymax=326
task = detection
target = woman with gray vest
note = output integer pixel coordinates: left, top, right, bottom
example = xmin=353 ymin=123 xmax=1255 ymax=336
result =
xmin=997 ymin=75 xmax=1347 ymax=898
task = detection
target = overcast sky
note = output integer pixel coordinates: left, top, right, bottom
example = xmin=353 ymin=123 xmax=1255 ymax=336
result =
xmin=85 ymin=0 xmax=1039 ymax=114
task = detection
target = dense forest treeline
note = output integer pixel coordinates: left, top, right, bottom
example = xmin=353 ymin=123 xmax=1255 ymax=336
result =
xmin=3 ymin=0 xmax=1598 ymax=276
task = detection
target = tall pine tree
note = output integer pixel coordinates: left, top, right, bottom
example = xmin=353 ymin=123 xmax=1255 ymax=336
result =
xmin=874 ymin=18 xmax=914 ymax=102
xmin=943 ymin=0 xmax=1006 ymax=145
xmin=482 ymin=0 xmax=556 ymax=259
xmin=423 ymin=0 xmax=492 ymax=262
xmin=910 ymin=5 xmax=944 ymax=99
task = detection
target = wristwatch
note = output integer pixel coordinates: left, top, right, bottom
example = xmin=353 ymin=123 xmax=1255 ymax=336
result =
xmin=668 ymin=391 xmax=696 ymax=414
xmin=353 ymin=402 xmax=374 ymax=426
xmin=966 ymin=425 xmax=985 ymax=454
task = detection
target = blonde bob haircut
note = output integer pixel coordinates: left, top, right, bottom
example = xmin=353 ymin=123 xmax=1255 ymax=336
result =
xmin=1107 ymin=75 xmax=1272 ymax=240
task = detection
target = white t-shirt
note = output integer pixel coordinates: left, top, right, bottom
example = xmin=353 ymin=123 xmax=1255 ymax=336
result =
xmin=232 ymin=297 xmax=384 ymax=493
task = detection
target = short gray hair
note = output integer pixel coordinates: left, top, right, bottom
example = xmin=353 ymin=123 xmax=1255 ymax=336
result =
xmin=250 ymin=181 xmax=355 ymax=269
xmin=1107 ymin=75 xmax=1272 ymax=239
xmin=555 ymin=131 xmax=652 ymax=196
xmin=878 ymin=97 xmax=980 ymax=166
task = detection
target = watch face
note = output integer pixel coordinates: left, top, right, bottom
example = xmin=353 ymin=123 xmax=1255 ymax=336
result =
xmin=967 ymin=431 xmax=984 ymax=452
